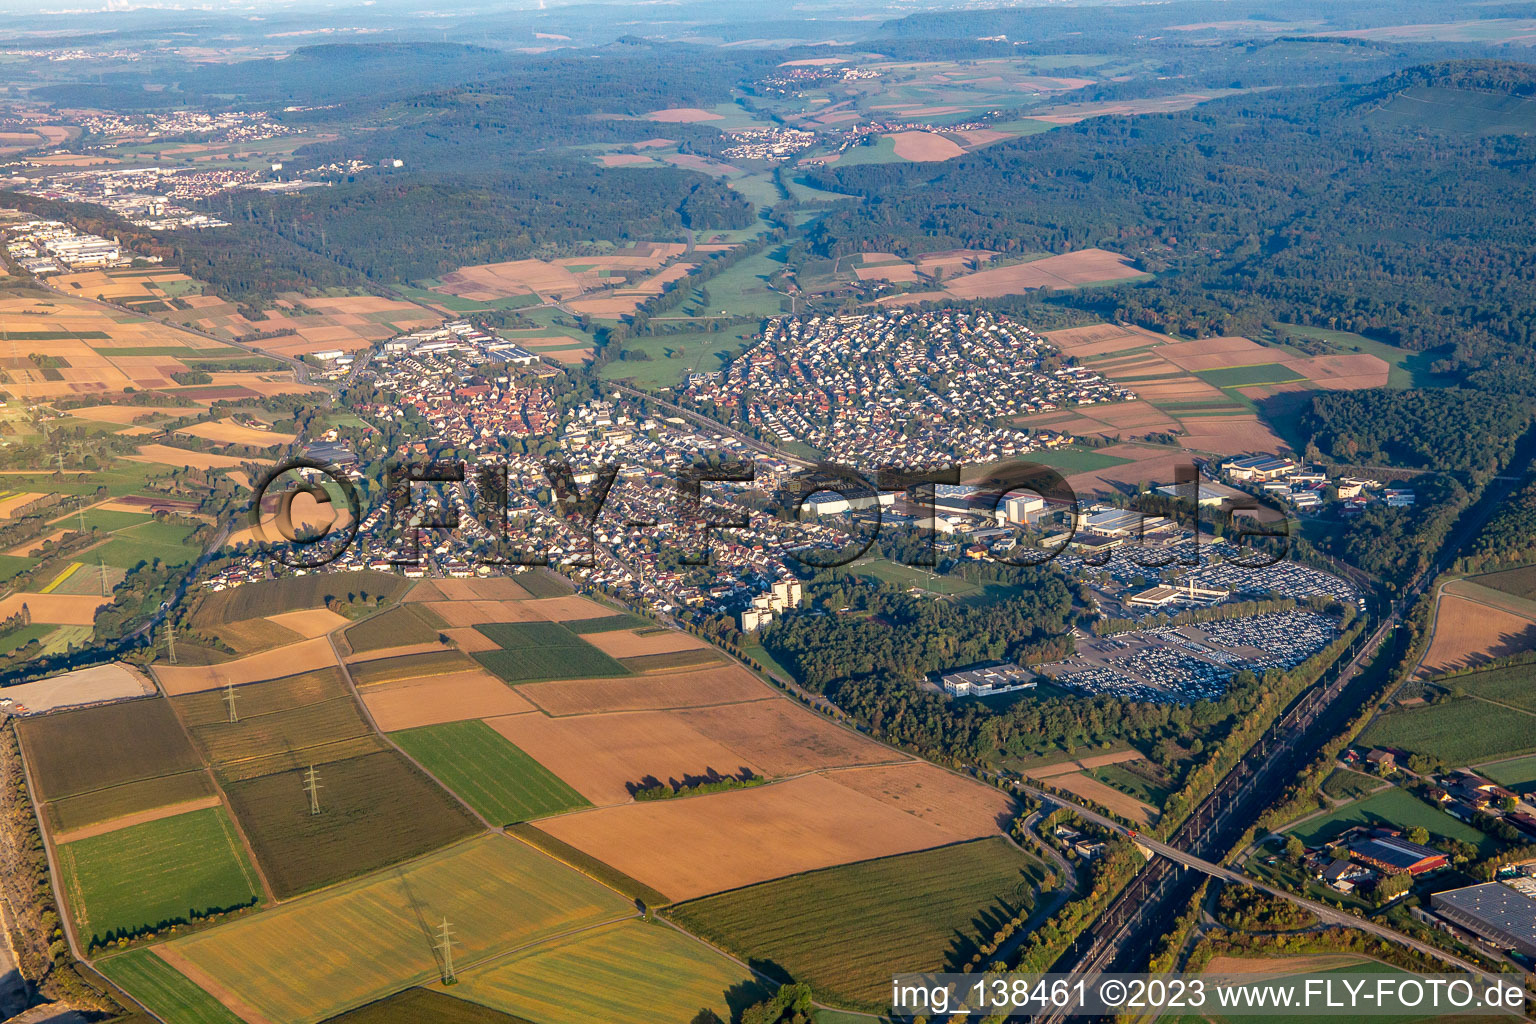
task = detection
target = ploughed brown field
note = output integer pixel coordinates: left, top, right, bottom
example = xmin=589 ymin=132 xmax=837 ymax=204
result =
xmin=358 ymin=669 xmax=537 ymax=731
xmin=152 ymin=637 xmax=337 ymax=695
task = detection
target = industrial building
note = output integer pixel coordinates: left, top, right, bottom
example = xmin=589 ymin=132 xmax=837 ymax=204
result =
xmin=1431 ymin=882 xmax=1536 ymax=957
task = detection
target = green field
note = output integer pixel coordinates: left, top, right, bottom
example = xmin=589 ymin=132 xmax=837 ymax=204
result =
xmin=833 ymin=135 xmax=904 ymax=166
xmin=19 ymin=698 xmax=203 ymax=802
xmin=1286 ymin=786 xmax=1498 ymax=854
xmin=388 ymin=720 xmax=589 ymax=825
xmin=849 ymin=557 xmax=982 ymax=596
xmin=452 ymin=919 xmax=766 ymax=1024
xmin=96 ymin=948 xmax=245 ymax=1024
xmin=1197 ymin=363 xmax=1307 ymax=388
xmin=161 ymin=834 xmax=633 ymax=1024
xmin=1093 ymin=761 xmax=1174 ymax=807
xmin=1011 ymin=447 xmax=1136 ymax=474
xmin=600 ymin=328 xmax=754 ymax=388
xmin=472 ymin=621 xmax=630 ymax=682
xmin=323 ymin=989 xmax=534 ymax=1024
xmin=94 ymin=520 xmax=200 ymax=570
xmin=58 ymin=807 xmax=261 ymax=946
xmin=692 ymin=249 xmax=789 ymax=318
xmin=222 ymin=751 xmax=482 ymax=899
xmin=1359 ymin=696 xmax=1536 ymax=766
xmin=344 ymin=604 xmax=444 ymax=653
xmin=1455 ymin=664 xmax=1536 ymax=714
xmin=1477 ymin=753 xmax=1536 ymax=793
xmin=1320 ymin=768 xmax=1383 ymax=802
xmin=670 ymin=838 xmax=1047 ymax=1009
xmin=73 ymin=508 xmax=153 ymax=533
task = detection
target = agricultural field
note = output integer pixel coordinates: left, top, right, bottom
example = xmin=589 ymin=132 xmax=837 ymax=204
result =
xmin=95 ymin=948 xmax=245 ymax=1024
xmin=323 ymin=988 xmax=533 ymax=1024
xmin=513 ymin=664 xmax=772 ymax=715
xmin=1320 ymin=769 xmax=1384 ymax=802
xmin=343 ymin=603 xmax=445 ymax=653
xmin=172 ymin=667 xmax=383 ymax=781
xmin=348 ymin=647 xmax=480 ymax=685
xmin=1478 ymin=754 xmax=1536 ymax=795
xmin=1421 ymin=586 xmax=1536 ymax=674
xmin=1360 ymin=693 xmax=1536 ymax=766
xmin=388 ymin=720 xmax=590 ymax=824
xmin=449 ymin=920 xmax=766 ymax=1024
xmin=671 ymin=838 xmax=1046 ymax=1009
xmin=536 ymin=772 xmax=994 ymax=902
xmin=153 ymin=636 xmax=338 ymax=695
xmin=578 ymin=626 xmax=708 ymax=658
xmin=1454 ymin=664 xmax=1536 ymax=714
xmin=1286 ymin=787 xmax=1498 ymax=855
xmin=355 ymin=668 xmax=536 ymax=731
xmin=18 ymin=697 xmax=203 ymax=802
xmin=155 ymin=834 xmax=633 ymax=1024
xmin=189 ymin=571 xmax=409 ymax=625
xmin=1473 ymin=565 xmax=1536 ymax=602
xmin=164 ymin=289 xmax=441 ymax=353
xmin=471 ymin=621 xmax=631 ymax=683
xmin=47 ymin=770 xmax=216 ymax=836
xmin=221 ymin=750 xmax=482 ymax=898
xmin=617 ymin=649 xmax=726 ymax=672
xmin=57 ymin=806 xmax=261 ymax=947
xmin=0 ymin=661 xmax=150 ymax=714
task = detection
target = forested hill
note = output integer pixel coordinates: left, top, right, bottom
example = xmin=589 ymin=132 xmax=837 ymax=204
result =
xmin=806 ymin=60 xmax=1536 ymax=396
xmin=1354 ymin=60 xmax=1536 ymax=98
xmin=34 ymin=43 xmax=519 ymax=110
xmin=875 ymin=0 xmax=1536 ymax=44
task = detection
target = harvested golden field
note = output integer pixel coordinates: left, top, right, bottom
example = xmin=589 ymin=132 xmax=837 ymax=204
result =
xmin=538 ymin=773 xmax=972 ymax=901
xmin=600 ymin=153 xmax=657 ymax=167
xmin=524 ymin=596 xmax=617 ymax=621
xmin=176 ymin=418 xmax=297 ymax=447
xmin=0 ymin=492 xmax=45 ymax=519
xmin=431 ymin=577 xmax=529 ymax=601
xmin=264 ymin=608 xmax=350 ymax=639
xmin=433 ymin=260 xmax=582 ymax=301
xmin=66 ymin=404 xmax=199 ymax=425
xmin=423 ymin=599 xmax=548 ymax=627
xmin=578 ymin=628 xmax=707 ymax=658
xmin=1157 ymin=335 xmax=1275 ymax=371
xmin=358 ymin=669 xmax=536 ymax=731
xmin=1049 ymin=771 xmax=1159 ymax=826
xmin=675 ymin=700 xmax=901 ymax=776
xmin=1179 ymin=415 xmax=1288 ymax=455
xmin=822 ymin=762 xmax=1018 ymax=835
xmin=888 ymin=131 xmax=966 ymax=161
xmin=0 ymin=593 xmax=108 ymax=625
xmin=487 ymin=710 xmax=764 ymax=805
xmin=1422 ymin=588 xmax=1536 ymax=675
xmin=515 ymin=664 xmax=773 ymax=716
xmin=152 ymin=637 xmax=337 ymax=695
xmin=945 ymin=249 xmax=1143 ymax=299
xmin=441 ymin=628 xmax=502 ymax=652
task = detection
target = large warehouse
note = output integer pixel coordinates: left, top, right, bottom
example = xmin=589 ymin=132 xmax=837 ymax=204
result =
xmin=1431 ymin=883 xmax=1536 ymax=957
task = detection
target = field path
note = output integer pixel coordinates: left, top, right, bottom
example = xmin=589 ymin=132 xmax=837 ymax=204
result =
xmin=51 ymin=794 xmax=222 ymax=844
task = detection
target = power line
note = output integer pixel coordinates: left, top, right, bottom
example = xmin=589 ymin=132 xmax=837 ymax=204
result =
xmin=435 ymin=917 xmax=457 ymax=984
xmin=223 ymin=681 xmax=238 ymax=723
xmin=303 ymin=764 xmax=323 ymax=815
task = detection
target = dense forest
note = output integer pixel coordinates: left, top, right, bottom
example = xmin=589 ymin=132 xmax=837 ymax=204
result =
xmin=808 ymin=62 xmax=1536 ymax=397
xmin=1299 ymin=389 xmax=1534 ymax=480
